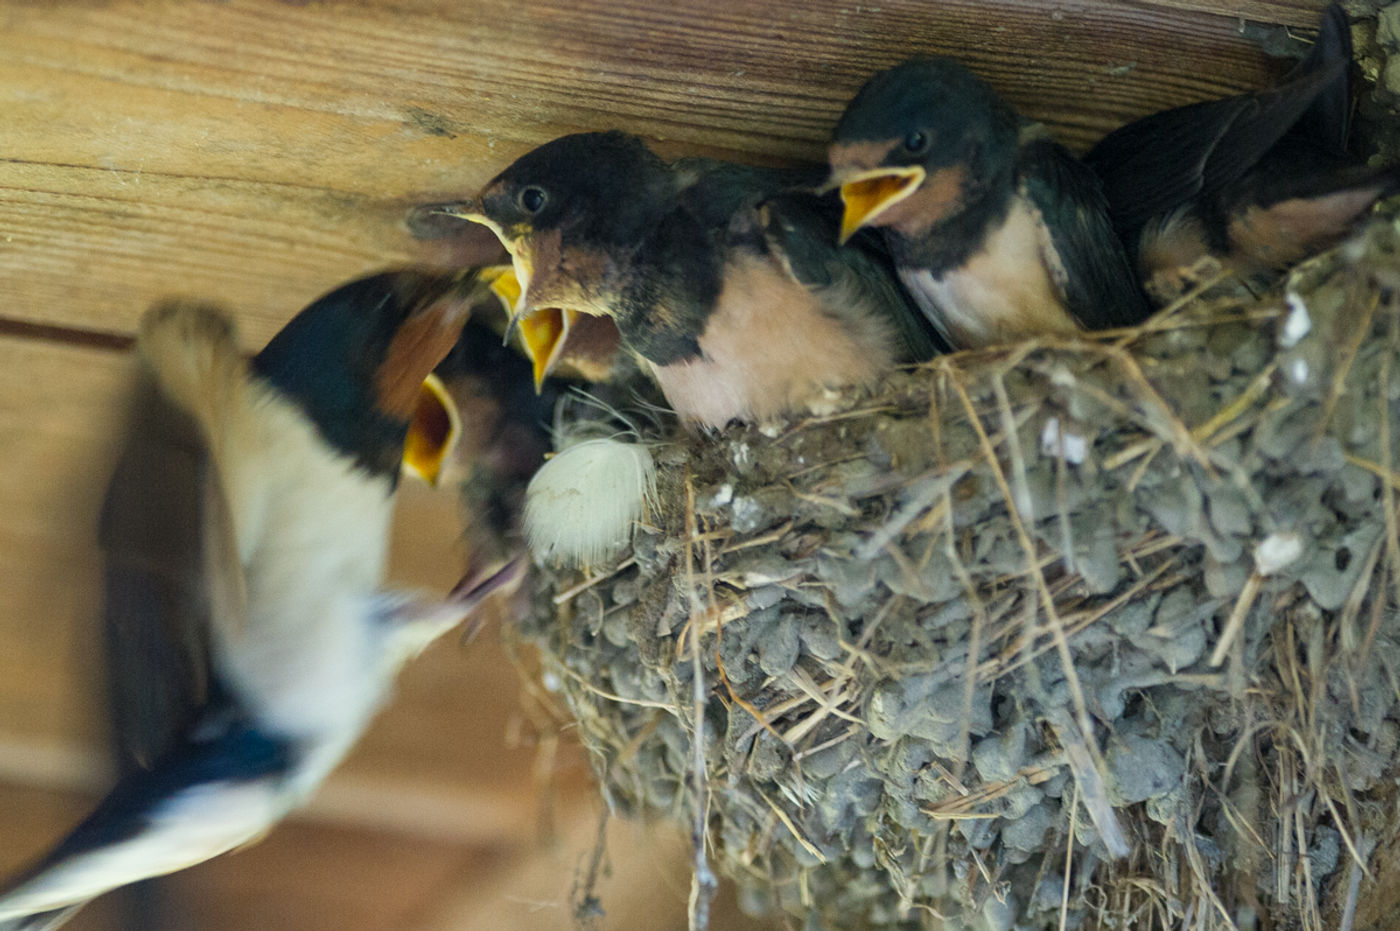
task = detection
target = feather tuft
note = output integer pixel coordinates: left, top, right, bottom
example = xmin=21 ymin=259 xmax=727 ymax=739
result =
xmin=524 ymin=438 xmax=656 ymax=568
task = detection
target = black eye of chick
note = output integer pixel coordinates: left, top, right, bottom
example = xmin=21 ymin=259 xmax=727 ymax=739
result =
xmin=903 ymin=131 xmax=931 ymax=155
xmin=519 ymin=187 xmax=547 ymax=213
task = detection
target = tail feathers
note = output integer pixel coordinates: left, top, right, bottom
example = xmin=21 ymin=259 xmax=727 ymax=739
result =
xmin=0 ymin=904 xmax=86 ymax=931
xmin=137 ymin=303 xmax=247 ymax=434
xmin=1290 ymin=3 xmax=1354 ymax=156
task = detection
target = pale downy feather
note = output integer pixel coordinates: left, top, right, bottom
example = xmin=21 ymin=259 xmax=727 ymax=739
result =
xmin=524 ymin=437 xmax=657 ymax=568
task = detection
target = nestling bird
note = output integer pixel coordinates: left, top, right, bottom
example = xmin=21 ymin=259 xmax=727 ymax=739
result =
xmin=449 ymin=131 xmax=940 ymax=429
xmin=1084 ymin=4 xmax=1396 ymax=302
xmin=431 ymin=311 xmax=563 ymax=573
xmin=828 ymin=55 xmax=1150 ymax=349
xmin=1 ymin=271 xmax=520 ymax=931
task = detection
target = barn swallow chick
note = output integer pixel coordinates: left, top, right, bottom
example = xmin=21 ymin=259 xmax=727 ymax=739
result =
xmin=1 ymin=270 xmax=518 ymax=930
xmin=828 ymin=56 xmax=1150 ymax=349
xmin=1085 ymin=4 xmax=1395 ymax=302
xmin=450 ymin=131 xmax=940 ymax=429
xmin=431 ymin=312 xmax=563 ymax=581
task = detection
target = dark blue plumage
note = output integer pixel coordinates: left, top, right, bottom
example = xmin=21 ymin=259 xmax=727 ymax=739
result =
xmin=1085 ymin=4 xmax=1396 ymax=300
xmin=828 ymin=55 xmax=1150 ymax=348
xmin=252 ymin=274 xmax=451 ymax=481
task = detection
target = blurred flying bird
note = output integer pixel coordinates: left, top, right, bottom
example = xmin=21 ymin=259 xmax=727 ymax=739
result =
xmin=2 ymin=270 xmax=518 ymax=930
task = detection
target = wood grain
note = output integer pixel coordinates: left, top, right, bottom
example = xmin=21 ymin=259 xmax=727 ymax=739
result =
xmin=1132 ymin=0 xmax=1329 ymax=28
xmin=0 ymin=0 xmax=1326 ymax=346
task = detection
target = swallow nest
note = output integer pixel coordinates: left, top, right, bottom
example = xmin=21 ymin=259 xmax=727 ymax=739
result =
xmin=507 ymin=215 xmax=1400 ymax=931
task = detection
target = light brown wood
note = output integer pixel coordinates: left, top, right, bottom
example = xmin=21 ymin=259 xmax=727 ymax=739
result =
xmin=1132 ymin=0 xmax=1328 ymax=28
xmin=0 ymin=1 xmax=1328 ymax=347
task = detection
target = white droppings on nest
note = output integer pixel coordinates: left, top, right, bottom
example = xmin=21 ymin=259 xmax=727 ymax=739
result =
xmin=1281 ymin=291 xmax=1313 ymax=348
xmin=709 ymin=482 xmax=734 ymax=508
xmin=805 ymin=386 xmax=844 ymax=418
xmin=1039 ymin=416 xmax=1087 ymax=464
xmin=1254 ymin=531 xmax=1304 ymax=576
xmin=1048 ymin=363 xmax=1077 ymax=388
xmin=524 ymin=437 xmax=657 ymax=568
xmin=1290 ymin=357 xmax=1310 ymax=385
xmin=728 ymin=495 xmax=763 ymax=528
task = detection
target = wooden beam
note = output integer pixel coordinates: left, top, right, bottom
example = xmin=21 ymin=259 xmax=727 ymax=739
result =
xmin=0 ymin=1 xmax=1320 ymax=346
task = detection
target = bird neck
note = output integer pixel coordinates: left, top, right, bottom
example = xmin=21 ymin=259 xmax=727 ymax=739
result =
xmin=886 ymin=172 xmax=1014 ymax=274
xmin=251 ymin=319 xmax=409 ymax=485
xmin=613 ymin=213 xmax=720 ymax=366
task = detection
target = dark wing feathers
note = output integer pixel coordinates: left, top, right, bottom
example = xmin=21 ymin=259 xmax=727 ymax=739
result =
xmin=1021 ymin=140 xmax=1152 ymax=330
xmin=757 ymin=189 xmax=943 ymax=360
xmin=0 ymin=716 xmax=289 ymax=908
xmin=1085 ymin=62 xmax=1343 ymax=239
xmin=1085 ymin=3 xmax=1352 ymax=241
xmin=1289 ymin=2 xmax=1354 ymax=155
xmin=670 ymin=157 xmax=820 ymax=230
xmin=99 ymin=372 xmax=216 ymax=772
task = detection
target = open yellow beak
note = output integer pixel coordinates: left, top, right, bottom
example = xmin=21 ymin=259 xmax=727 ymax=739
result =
xmin=402 ymin=372 xmax=461 ymax=487
xmin=836 ymin=166 xmax=926 ymax=243
xmin=481 ymin=263 xmax=522 ymax=313
xmin=518 ymin=307 xmax=579 ymax=393
xmin=483 ymin=265 xmax=576 ymax=393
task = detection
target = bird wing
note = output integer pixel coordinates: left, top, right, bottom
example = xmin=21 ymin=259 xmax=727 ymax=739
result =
xmin=100 ymin=380 xmax=211 ymax=771
xmin=1085 ymin=57 xmax=1348 ymax=240
xmin=101 ymin=310 xmax=253 ymax=772
xmin=0 ymin=904 xmax=86 ymax=931
xmin=0 ymin=717 xmax=288 ymax=924
xmin=1286 ymin=2 xmax=1353 ymax=157
xmin=756 ymin=189 xmax=943 ymax=360
xmin=671 ymin=157 xmax=822 ymax=232
xmin=1020 ymin=140 xmax=1152 ymax=330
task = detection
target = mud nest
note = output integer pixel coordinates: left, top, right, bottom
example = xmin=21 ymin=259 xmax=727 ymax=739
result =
xmin=507 ymin=215 xmax=1400 ymax=931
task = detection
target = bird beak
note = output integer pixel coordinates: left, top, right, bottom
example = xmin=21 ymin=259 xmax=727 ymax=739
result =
xmin=518 ymin=307 xmax=578 ymax=393
xmin=484 ymin=262 xmax=575 ymax=393
xmin=833 ymin=166 xmax=927 ymax=243
xmin=481 ymin=263 xmax=522 ymax=312
xmin=431 ymin=200 xmax=506 ymax=240
xmin=401 ymin=372 xmax=461 ymax=487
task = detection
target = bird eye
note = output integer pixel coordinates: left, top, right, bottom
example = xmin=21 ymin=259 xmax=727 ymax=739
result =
xmin=519 ymin=186 xmax=547 ymax=214
xmin=903 ymin=131 xmax=931 ymax=154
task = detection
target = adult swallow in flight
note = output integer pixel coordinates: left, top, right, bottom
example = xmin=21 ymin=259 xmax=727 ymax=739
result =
xmin=828 ymin=55 xmax=1151 ymax=349
xmin=2 ymin=270 xmax=519 ymax=930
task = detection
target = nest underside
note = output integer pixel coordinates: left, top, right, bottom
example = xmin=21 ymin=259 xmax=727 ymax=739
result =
xmin=510 ymin=217 xmax=1400 ymax=930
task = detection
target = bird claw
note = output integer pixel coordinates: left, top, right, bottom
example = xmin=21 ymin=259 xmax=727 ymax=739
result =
xmin=1144 ymin=255 xmax=1227 ymax=304
xmin=446 ymin=557 xmax=527 ymax=642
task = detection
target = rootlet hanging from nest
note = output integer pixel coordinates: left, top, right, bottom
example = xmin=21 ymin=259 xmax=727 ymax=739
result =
xmin=505 ymin=214 xmax=1400 ymax=930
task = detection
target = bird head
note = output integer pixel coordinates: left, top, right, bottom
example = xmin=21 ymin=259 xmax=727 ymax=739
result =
xmin=438 ymin=132 xmax=676 ymax=385
xmin=827 ymin=56 xmax=1019 ymax=242
xmin=251 ymin=270 xmax=487 ymax=486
